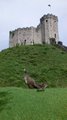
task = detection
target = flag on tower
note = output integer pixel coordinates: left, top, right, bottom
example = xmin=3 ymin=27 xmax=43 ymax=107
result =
xmin=48 ymin=4 xmax=51 ymax=7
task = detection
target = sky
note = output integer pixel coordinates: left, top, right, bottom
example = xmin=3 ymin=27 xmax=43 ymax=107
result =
xmin=0 ymin=0 xmax=67 ymax=51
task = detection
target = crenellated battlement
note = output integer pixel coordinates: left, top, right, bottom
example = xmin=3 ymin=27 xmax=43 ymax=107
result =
xmin=9 ymin=14 xmax=59 ymax=47
xmin=40 ymin=14 xmax=58 ymax=23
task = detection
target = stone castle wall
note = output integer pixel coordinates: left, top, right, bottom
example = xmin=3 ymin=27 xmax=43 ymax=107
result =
xmin=40 ymin=14 xmax=59 ymax=44
xmin=9 ymin=14 xmax=59 ymax=47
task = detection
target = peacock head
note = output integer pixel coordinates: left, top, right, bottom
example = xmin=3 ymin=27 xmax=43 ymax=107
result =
xmin=23 ymin=68 xmax=27 ymax=73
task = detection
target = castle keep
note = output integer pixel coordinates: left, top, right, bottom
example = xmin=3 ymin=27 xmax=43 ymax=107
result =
xmin=9 ymin=14 xmax=59 ymax=47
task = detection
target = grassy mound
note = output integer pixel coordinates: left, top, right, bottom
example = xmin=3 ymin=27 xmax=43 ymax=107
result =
xmin=0 ymin=87 xmax=67 ymax=120
xmin=0 ymin=44 xmax=67 ymax=87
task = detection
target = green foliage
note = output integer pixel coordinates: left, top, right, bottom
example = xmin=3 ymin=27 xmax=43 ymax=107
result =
xmin=0 ymin=44 xmax=67 ymax=87
xmin=0 ymin=87 xmax=67 ymax=120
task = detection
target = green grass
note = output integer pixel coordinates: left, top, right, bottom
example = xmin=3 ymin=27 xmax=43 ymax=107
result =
xmin=0 ymin=44 xmax=67 ymax=87
xmin=0 ymin=45 xmax=67 ymax=119
xmin=0 ymin=87 xmax=67 ymax=120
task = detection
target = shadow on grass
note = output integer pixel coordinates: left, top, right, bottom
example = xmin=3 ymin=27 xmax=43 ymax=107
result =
xmin=0 ymin=91 xmax=11 ymax=112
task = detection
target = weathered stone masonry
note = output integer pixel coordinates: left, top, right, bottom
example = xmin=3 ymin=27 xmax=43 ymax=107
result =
xmin=9 ymin=14 xmax=59 ymax=47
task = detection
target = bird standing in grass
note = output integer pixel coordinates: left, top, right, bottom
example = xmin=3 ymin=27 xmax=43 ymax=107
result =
xmin=23 ymin=69 xmax=48 ymax=91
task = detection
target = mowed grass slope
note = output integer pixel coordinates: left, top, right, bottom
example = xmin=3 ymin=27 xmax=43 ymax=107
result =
xmin=0 ymin=44 xmax=67 ymax=87
xmin=0 ymin=87 xmax=67 ymax=120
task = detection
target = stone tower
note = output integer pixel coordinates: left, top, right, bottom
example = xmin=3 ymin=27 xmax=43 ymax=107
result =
xmin=40 ymin=14 xmax=59 ymax=44
xmin=9 ymin=14 xmax=59 ymax=47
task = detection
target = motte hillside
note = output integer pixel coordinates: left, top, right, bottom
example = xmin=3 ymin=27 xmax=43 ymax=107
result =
xmin=0 ymin=44 xmax=67 ymax=87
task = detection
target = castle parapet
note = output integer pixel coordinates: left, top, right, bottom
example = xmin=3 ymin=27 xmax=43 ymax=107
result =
xmin=9 ymin=14 xmax=59 ymax=47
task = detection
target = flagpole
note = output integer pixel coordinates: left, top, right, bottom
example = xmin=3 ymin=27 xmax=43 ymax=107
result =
xmin=48 ymin=4 xmax=51 ymax=13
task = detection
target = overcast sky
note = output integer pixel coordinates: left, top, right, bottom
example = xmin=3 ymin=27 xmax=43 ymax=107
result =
xmin=0 ymin=0 xmax=67 ymax=51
